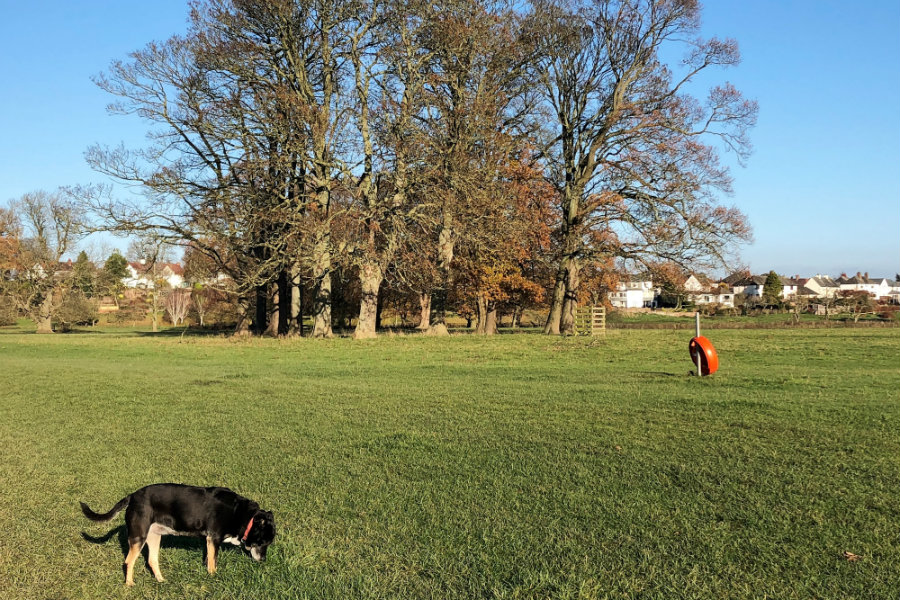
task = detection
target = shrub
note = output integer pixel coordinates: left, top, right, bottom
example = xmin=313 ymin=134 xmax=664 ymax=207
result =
xmin=54 ymin=290 xmax=99 ymax=331
xmin=0 ymin=296 xmax=18 ymax=326
xmin=203 ymin=294 xmax=242 ymax=328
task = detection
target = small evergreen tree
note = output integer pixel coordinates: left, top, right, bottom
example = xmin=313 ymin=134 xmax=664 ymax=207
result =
xmin=99 ymin=251 xmax=129 ymax=307
xmin=763 ymin=271 xmax=783 ymax=306
xmin=72 ymin=251 xmax=96 ymax=297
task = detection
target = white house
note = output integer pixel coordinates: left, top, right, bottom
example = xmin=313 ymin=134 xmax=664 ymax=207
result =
xmin=125 ymin=262 xmax=186 ymax=289
xmin=615 ymin=279 xmax=658 ymax=308
xmin=690 ymin=288 xmax=735 ymax=307
xmin=682 ymin=274 xmax=705 ymax=292
xmin=801 ymin=275 xmax=840 ymax=298
xmin=735 ymin=275 xmax=801 ymax=300
xmin=609 ymin=288 xmax=646 ymax=309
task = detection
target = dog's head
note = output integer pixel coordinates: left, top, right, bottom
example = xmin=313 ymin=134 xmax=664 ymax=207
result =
xmin=244 ymin=510 xmax=276 ymax=561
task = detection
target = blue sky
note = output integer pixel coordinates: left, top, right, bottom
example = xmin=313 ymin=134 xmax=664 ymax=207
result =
xmin=1 ymin=0 xmax=898 ymax=278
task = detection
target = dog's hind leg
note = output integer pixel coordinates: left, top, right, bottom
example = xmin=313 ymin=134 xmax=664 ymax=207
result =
xmin=145 ymin=530 xmax=165 ymax=582
xmin=123 ymin=538 xmax=145 ymax=587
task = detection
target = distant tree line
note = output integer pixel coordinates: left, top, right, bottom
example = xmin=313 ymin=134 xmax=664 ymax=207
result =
xmin=5 ymin=0 xmax=757 ymax=336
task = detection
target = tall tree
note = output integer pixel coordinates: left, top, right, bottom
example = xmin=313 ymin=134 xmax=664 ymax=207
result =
xmin=72 ymin=251 xmax=96 ymax=297
xmin=413 ymin=0 xmax=544 ymax=334
xmin=97 ymin=251 xmax=129 ymax=308
xmin=537 ymin=0 xmax=756 ymax=334
xmin=4 ymin=190 xmax=83 ymax=333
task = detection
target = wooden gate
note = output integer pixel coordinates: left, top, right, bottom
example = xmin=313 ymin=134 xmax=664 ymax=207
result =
xmin=573 ymin=305 xmax=606 ymax=336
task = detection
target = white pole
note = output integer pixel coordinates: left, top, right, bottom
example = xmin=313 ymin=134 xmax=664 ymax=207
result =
xmin=694 ymin=312 xmax=702 ymax=377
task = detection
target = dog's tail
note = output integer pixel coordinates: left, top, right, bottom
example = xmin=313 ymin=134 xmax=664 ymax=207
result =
xmin=80 ymin=496 xmax=130 ymax=523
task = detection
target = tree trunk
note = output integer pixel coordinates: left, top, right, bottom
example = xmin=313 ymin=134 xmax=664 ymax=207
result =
xmin=35 ymin=293 xmax=54 ymax=333
xmin=375 ymin=287 xmax=383 ymax=331
xmin=560 ymin=257 xmax=580 ymax=335
xmin=150 ymin=292 xmax=160 ymax=333
xmin=427 ymin=222 xmax=454 ymax=336
xmin=277 ymin=269 xmax=291 ymax=336
xmin=354 ymin=262 xmax=382 ymax=340
xmin=233 ymin=294 xmax=251 ymax=336
xmin=474 ymin=296 xmax=488 ymax=334
xmin=485 ymin=306 xmax=498 ymax=336
xmin=544 ymin=271 xmax=565 ymax=335
xmin=311 ymin=237 xmax=333 ymax=338
xmin=254 ymin=283 xmax=268 ymax=334
xmin=265 ymin=285 xmax=279 ymax=337
xmin=546 ymin=184 xmax=583 ymax=336
xmin=289 ymin=266 xmax=301 ymax=336
xmin=474 ymin=296 xmax=498 ymax=336
xmin=416 ymin=292 xmax=431 ymax=330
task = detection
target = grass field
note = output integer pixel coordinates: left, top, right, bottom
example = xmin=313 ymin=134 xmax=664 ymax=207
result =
xmin=0 ymin=324 xmax=897 ymax=599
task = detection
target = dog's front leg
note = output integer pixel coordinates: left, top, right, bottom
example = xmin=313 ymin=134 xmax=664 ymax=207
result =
xmin=145 ymin=530 xmax=165 ymax=582
xmin=206 ymin=537 xmax=220 ymax=575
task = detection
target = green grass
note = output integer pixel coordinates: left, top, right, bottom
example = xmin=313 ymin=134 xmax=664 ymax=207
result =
xmin=0 ymin=325 xmax=897 ymax=599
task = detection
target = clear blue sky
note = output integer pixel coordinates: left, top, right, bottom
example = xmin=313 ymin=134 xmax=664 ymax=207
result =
xmin=1 ymin=1 xmax=898 ymax=278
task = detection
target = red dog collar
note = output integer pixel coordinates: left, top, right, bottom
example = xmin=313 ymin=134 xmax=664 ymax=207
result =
xmin=241 ymin=517 xmax=254 ymax=541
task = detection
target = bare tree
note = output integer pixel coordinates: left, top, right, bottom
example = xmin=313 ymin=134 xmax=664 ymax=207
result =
xmin=190 ymin=286 xmax=210 ymax=328
xmin=164 ymin=288 xmax=192 ymax=326
xmin=410 ymin=0 xmax=545 ymax=334
xmin=537 ymin=0 xmax=757 ymax=334
xmin=4 ymin=190 xmax=84 ymax=333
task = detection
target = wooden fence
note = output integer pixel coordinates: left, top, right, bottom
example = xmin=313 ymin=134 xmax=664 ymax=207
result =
xmin=574 ymin=305 xmax=606 ymax=336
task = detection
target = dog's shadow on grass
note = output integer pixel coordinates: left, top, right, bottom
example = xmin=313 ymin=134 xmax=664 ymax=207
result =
xmin=81 ymin=526 xmax=245 ymax=576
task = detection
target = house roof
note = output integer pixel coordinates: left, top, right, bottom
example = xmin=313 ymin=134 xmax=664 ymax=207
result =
xmin=128 ymin=261 xmax=184 ymax=276
xmin=835 ymin=274 xmax=891 ymax=285
xmin=808 ymin=275 xmax=838 ymax=288
xmin=720 ymin=271 xmax=751 ymax=285
xmin=734 ymin=275 xmax=766 ymax=286
xmin=165 ymin=263 xmax=184 ymax=276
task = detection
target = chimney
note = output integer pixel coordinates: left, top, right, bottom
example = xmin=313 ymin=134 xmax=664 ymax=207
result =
xmin=864 ymin=271 xmax=869 ymax=281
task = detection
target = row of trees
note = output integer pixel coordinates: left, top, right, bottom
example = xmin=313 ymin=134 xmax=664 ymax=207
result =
xmin=0 ymin=196 xmax=235 ymax=332
xmin=10 ymin=0 xmax=757 ymax=337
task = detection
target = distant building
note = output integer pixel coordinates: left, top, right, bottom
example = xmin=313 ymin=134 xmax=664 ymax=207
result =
xmin=125 ymin=262 xmax=185 ymax=289
xmin=799 ymin=275 xmax=839 ymax=298
xmin=836 ymin=272 xmax=894 ymax=298
xmin=609 ymin=288 xmax=646 ymax=309
xmin=734 ymin=274 xmax=802 ymax=300
xmin=612 ymin=279 xmax=658 ymax=308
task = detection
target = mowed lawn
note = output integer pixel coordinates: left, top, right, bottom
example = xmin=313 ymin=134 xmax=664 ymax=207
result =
xmin=0 ymin=325 xmax=897 ymax=599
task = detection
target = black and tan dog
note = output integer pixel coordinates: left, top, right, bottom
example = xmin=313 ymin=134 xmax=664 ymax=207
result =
xmin=80 ymin=483 xmax=276 ymax=586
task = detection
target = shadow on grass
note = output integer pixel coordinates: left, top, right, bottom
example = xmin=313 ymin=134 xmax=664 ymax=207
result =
xmin=81 ymin=525 xmax=247 ymax=578
xmin=81 ymin=525 xmax=204 ymax=555
xmin=132 ymin=327 xmax=232 ymax=338
xmin=638 ymin=371 xmax=690 ymax=378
